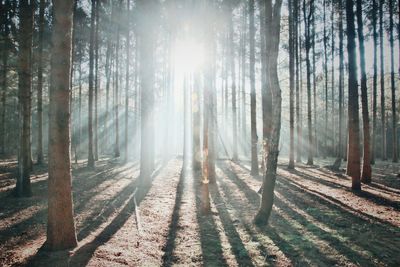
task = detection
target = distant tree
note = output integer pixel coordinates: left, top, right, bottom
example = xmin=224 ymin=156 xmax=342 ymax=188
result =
xmin=389 ymin=0 xmax=397 ymax=162
xmin=288 ymin=0 xmax=295 ymax=169
xmin=371 ymin=0 xmax=378 ymax=164
xmin=379 ymin=0 xmax=386 ymax=160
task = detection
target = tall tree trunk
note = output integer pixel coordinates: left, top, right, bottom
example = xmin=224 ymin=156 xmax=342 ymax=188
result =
xmin=192 ymin=73 xmax=201 ymax=172
xmin=255 ymin=0 xmax=283 ymax=225
xmin=288 ymin=0 xmax=295 ymax=169
xmin=389 ymin=0 xmax=397 ymax=162
xmin=125 ymin=0 xmax=131 ymax=162
xmin=303 ymin=0 xmax=313 ymax=165
xmin=249 ymin=0 xmax=259 ymax=175
xmin=46 ymin=0 xmax=77 ymax=251
xmin=323 ymin=0 xmax=328 ymax=158
xmin=87 ymin=0 xmax=96 ymax=168
xmin=229 ymin=10 xmax=238 ymax=161
xmin=312 ymin=7 xmax=317 ymax=157
xmin=94 ymin=0 xmax=100 ymax=161
xmin=331 ymin=1 xmax=335 ymax=157
xmin=379 ymin=0 xmax=386 ymax=160
xmin=356 ymin=0 xmax=371 ymax=182
xmin=16 ymin=0 xmax=34 ymax=197
xmin=241 ymin=6 xmax=247 ymax=153
xmin=138 ymin=0 xmax=156 ymax=181
xmin=36 ymin=0 xmax=45 ymax=165
xmin=345 ymin=0 xmax=361 ymax=190
xmin=371 ymin=0 xmax=378 ymax=164
xmin=295 ymin=0 xmax=301 ymax=162
xmin=114 ymin=0 xmax=121 ymax=158
xmin=1 ymin=1 xmax=9 ymax=154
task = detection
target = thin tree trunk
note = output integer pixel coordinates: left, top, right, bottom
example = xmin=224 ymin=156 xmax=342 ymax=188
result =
xmin=36 ymin=0 xmax=45 ymax=165
xmin=379 ymin=0 xmax=386 ymax=160
xmin=249 ymin=0 xmax=259 ymax=175
xmin=312 ymin=8 xmax=317 ymax=157
xmin=114 ymin=0 xmax=121 ymax=158
xmin=331 ymin=2 xmax=335 ymax=157
xmin=288 ymin=0 xmax=295 ymax=169
xmin=46 ymin=0 xmax=77 ymax=251
xmin=94 ymin=0 xmax=99 ymax=161
xmin=323 ymin=0 xmax=328 ymax=158
xmin=356 ymin=0 xmax=371 ymax=182
xmin=16 ymin=0 xmax=34 ymax=197
xmin=345 ymin=0 xmax=361 ymax=190
xmin=87 ymin=0 xmax=96 ymax=168
xmin=230 ymin=11 xmax=238 ymax=161
xmin=1 ymin=3 xmax=8 ymax=155
xmin=371 ymin=0 xmax=378 ymax=164
xmin=389 ymin=0 xmax=397 ymax=162
xmin=303 ymin=0 xmax=313 ymax=165
xmin=295 ymin=0 xmax=301 ymax=163
xmin=125 ymin=0 xmax=131 ymax=162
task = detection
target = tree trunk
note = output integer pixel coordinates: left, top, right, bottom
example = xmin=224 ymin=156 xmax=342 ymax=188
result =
xmin=192 ymin=73 xmax=201 ymax=172
xmin=249 ymin=0 xmax=259 ymax=175
xmin=229 ymin=11 xmax=238 ymax=161
xmin=87 ymin=0 xmax=96 ymax=168
xmin=114 ymin=0 xmax=121 ymax=158
xmin=379 ymin=0 xmax=386 ymax=160
xmin=323 ymin=0 xmax=328 ymax=158
xmin=331 ymin=2 xmax=335 ymax=157
xmin=138 ymin=0 xmax=156 ymax=181
xmin=255 ymin=0 xmax=283 ymax=225
xmin=94 ymin=0 xmax=100 ymax=161
xmin=345 ymin=0 xmax=361 ymax=190
xmin=356 ymin=0 xmax=371 ymax=182
xmin=45 ymin=0 xmax=78 ymax=251
xmin=295 ymin=0 xmax=301 ymax=163
xmin=16 ymin=0 xmax=34 ymax=197
xmin=389 ymin=0 xmax=397 ymax=162
xmin=288 ymin=0 xmax=295 ymax=169
xmin=1 ymin=1 xmax=9 ymax=154
xmin=303 ymin=0 xmax=313 ymax=165
xmin=371 ymin=0 xmax=378 ymax=164
xmin=36 ymin=0 xmax=45 ymax=165
xmin=125 ymin=0 xmax=131 ymax=162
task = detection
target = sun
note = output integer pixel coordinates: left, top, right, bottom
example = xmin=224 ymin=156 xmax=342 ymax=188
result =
xmin=173 ymin=38 xmax=205 ymax=74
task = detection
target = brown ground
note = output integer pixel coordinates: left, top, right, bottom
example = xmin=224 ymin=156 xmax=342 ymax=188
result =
xmin=0 ymin=157 xmax=399 ymax=266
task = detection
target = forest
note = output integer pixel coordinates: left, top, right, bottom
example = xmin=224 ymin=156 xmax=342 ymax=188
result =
xmin=0 ymin=0 xmax=400 ymax=266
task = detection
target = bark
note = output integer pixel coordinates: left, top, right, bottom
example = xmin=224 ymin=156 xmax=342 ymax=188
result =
xmin=125 ymin=0 xmax=131 ymax=162
xmin=138 ymin=0 xmax=156 ymax=181
xmin=379 ymin=0 xmax=386 ymax=160
xmin=241 ymin=6 xmax=247 ymax=151
xmin=371 ymin=0 xmax=378 ymax=164
xmin=356 ymin=0 xmax=371 ymax=182
xmin=249 ymin=0 xmax=259 ymax=175
xmin=255 ymin=0 xmax=283 ymax=225
xmin=45 ymin=0 xmax=78 ymax=251
xmin=16 ymin=0 xmax=34 ymax=197
xmin=87 ymin=0 xmax=96 ymax=168
xmin=295 ymin=0 xmax=301 ymax=163
xmin=331 ymin=2 xmax=335 ymax=157
xmin=345 ymin=0 xmax=361 ymax=190
xmin=94 ymin=0 xmax=100 ymax=161
xmin=229 ymin=10 xmax=238 ymax=161
xmin=1 ymin=1 xmax=9 ymax=154
xmin=312 ymin=7 xmax=317 ymax=157
xmin=192 ymin=73 xmax=201 ymax=172
xmin=323 ymin=0 xmax=328 ymax=158
xmin=389 ymin=0 xmax=397 ymax=162
xmin=303 ymin=0 xmax=313 ymax=165
xmin=36 ymin=0 xmax=45 ymax=164
xmin=288 ymin=0 xmax=295 ymax=169
xmin=114 ymin=0 xmax=121 ymax=158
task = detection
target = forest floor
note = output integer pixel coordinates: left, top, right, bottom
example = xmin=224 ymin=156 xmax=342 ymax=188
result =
xmin=0 ymin=156 xmax=400 ymax=266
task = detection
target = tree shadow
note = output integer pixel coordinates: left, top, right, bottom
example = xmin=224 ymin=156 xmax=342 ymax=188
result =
xmin=288 ymin=167 xmax=400 ymax=211
xmin=161 ymin=168 xmax=185 ymax=267
xmin=217 ymin=161 xmax=400 ymax=266
xmin=193 ymin=171 xmax=228 ymax=267
xmin=209 ymin=183 xmax=255 ymax=267
xmin=25 ymin=161 xmax=166 ymax=267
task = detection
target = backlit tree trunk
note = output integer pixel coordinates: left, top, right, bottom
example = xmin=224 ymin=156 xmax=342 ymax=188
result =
xmin=36 ymin=0 xmax=45 ymax=165
xmin=288 ymin=0 xmax=295 ymax=169
xmin=389 ymin=0 xmax=397 ymax=162
xmin=356 ymin=0 xmax=371 ymax=182
xmin=229 ymin=10 xmax=238 ymax=161
xmin=255 ymin=0 xmax=283 ymax=225
xmin=345 ymin=0 xmax=361 ymax=190
xmin=371 ymin=0 xmax=378 ymax=164
xmin=46 ymin=0 xmax=78 ymax=250
xmin=249 ymin=0 xmax=259 ymax=175
xmin=16 ymin=0 xmax=34 ymax=197
xmin=379 ymin=0 xmax=386 ymax=160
